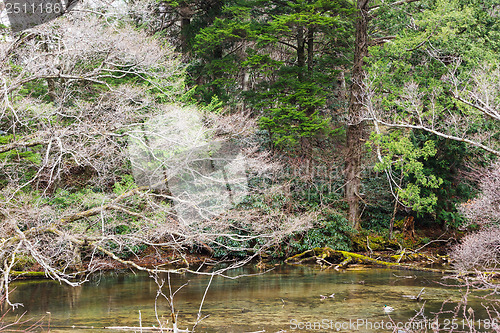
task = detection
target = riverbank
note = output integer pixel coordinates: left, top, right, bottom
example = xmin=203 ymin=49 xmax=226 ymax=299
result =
xmin=9 ymin=234 xmax=458 ymax=280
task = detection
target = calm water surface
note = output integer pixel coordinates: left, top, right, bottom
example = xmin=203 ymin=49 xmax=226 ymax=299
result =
xmin=6 ymin=266 xmax=493 ymax=332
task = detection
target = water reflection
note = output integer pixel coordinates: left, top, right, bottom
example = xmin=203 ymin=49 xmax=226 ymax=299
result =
xmin=5 ymin=266 xmax=493 ymax=332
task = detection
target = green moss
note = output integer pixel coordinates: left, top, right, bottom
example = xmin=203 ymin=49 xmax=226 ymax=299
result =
xmin=287 ymin=247 xmax=454 ymax=273
xmin=394 ymin=218 xmax=405 ymax=230
xmin=10 ymin=271 xmax=47 ymax=278
xmin=12 ymin=255 xmax=37 ymax=271
xmin=351 ymin=233 xmax=399 ymax=251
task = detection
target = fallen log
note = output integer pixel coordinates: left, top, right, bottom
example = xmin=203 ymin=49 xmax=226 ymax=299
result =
xmin=104 ymin=326 xmax=189 ymax=332
xmin=10 ymin=271 xmax=48 ymax=278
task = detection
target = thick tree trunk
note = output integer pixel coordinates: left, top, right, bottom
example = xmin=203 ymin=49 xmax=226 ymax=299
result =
xmin=178 ymin=3 xmax=194 ymax=57
xmin=345 ymin=0 xmax=369 ymax=230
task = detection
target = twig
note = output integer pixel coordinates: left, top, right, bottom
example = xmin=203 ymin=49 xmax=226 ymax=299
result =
xmin=415 ymin=237 xmax=455 ymax=252
xmin=366 ymin=236 xmax=373 ymax=256
xmin=192 ymin=274 xmax=213 ymax=331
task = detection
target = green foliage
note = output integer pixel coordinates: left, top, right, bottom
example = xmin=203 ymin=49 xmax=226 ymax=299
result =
xmin=0 ymin=134 xmax=12 ymax=144
xmin=363 ymin=129 xmax=477 ymax=229
xmin=210 ymin=209 xmax=353 ymax=258
xmin=50 ymin=188 xmax=106 ymax=211
xmin=410 ymin=131 xmax=476 ymax=228
xmin=361 ymin=0 xmax=500 ymax=230
xmin=210 ymin=165 xmax=350 ymax=258
xmin=361 ymin=171 xmax=395 ymax=231
xmin=105 ymin=240 xmax=148 ymax=259
xmin=211 ymin=231 xmax=252 ymax=258
xmin=259 ymin=110 xmax=328 ymax=148
xmin=255 ymin=74 xmax=330 ymax=149
xmin=0 ymin=148 xmax=41 ymax=165
xmin=367 ymin=0 xmax=499 ymax=141
xmin=369 ymin=130 xmax=443 ymax=213
xmin=113 ymin=175 xmax=137 ymax=195
xmin=17 ymin=80 xmax=51 ymax=102
xmin=0 ymin=140 xmax=43 ymax=188
xmin=200 ymin=95 xmax=224 ymax=114
xmin=189 ymin=0 xmax=354 ymax=152
xmin=0 ymin=135 xmax=42 ymax=166
xmin=285 ymin=211 xmax=353 ymax=255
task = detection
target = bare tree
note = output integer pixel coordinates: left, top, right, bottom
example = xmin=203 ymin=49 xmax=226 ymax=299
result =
xmin=0 ymin=1 xmax=305 ymax=307
xmin=451 ymin=161 xmax=500 ymax=273
xmin=451 ymin=228 xmax=500 ymax=273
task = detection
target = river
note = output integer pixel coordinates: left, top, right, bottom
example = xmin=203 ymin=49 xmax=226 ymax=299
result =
xmin=5 ymin=266 xmax=496 ymax=332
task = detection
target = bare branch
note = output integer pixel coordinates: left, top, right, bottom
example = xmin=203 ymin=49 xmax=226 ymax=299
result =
xmin=369 ymin=0 xmax=421 ymax=12
xmin=366 ymin=117 xmax=500 ymax=156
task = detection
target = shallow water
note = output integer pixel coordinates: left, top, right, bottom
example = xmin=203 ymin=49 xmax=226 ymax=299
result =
xmin=5 ymin=266 xmax=495 ymax=332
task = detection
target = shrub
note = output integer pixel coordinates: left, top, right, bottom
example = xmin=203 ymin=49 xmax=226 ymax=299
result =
xmin=459 ymin=161 xmax=500 ymax=227
xmin=450 ymin=228 xmax=500 ymax=272
xmin=282 ymin=211 xmax=353 ymax=256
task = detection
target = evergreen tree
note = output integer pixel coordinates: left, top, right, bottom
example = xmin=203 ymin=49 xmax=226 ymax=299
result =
xmin=193 ymin=0 xmax=354 ymax=152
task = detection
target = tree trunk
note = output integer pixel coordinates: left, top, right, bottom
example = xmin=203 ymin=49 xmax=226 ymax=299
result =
xmin=305 ymin=27 xmax=316 ymax=119
xmin=307 ymin=27 xmax=314 ymax=73
xmin=180 ymin=16 xmax=191 ymax=55
xmin=345 ymin=0 xmax=369 ymax=230
xmin=178 ymin=3 xmax=194 ymax=57
xmin=46 ymin=78 xmax=57 ymax=102
xmin=297 ymin=25 xmax=305 ymax=82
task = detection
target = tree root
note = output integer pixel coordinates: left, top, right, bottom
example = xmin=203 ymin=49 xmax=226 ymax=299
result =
xmin=285 ymin=247 xmax=456 ymax=273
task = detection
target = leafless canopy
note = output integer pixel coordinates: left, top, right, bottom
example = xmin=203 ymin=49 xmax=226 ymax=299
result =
xmin=0 ymin=1 xmax=304 ymax=307
xmin=451 ymin=161 xmax=499 ymax=278
xmin=459 ymin=161 xmax=500 ymax=227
